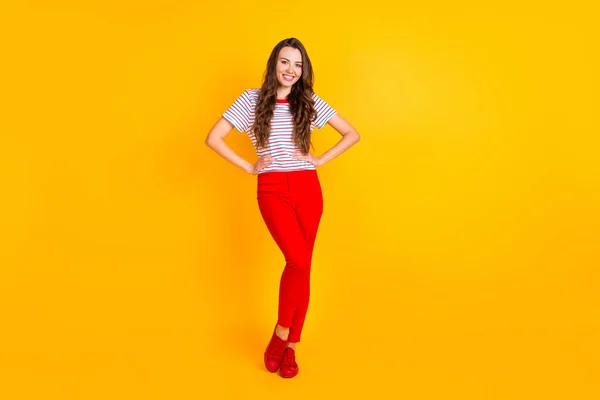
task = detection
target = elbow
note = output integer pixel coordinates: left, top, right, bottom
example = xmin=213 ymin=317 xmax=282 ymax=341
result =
xmin=344 ymin=130 xmax=360 ymax=144
xmin=205 ymin=136 xmax=214 ymax=149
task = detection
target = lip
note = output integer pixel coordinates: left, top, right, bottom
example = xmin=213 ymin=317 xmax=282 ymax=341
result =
xmin=282 ymin=74 xmax=295 ymax=81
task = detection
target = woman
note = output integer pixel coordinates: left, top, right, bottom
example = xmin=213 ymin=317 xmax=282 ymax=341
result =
xmin=205 ymin=37 xmax=360 ymax=378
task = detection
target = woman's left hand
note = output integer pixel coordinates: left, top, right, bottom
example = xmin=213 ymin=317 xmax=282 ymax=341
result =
xmin=292 ymin=151 xmax=323 ymax=167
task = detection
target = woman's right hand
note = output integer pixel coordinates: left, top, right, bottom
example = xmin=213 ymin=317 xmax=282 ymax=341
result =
xmin=249 ymin=155 xmax=273 ymax=175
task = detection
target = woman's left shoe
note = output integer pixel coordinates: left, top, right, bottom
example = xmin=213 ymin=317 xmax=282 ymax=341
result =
xmin=279 ymin=347 xmax=299 ymax=378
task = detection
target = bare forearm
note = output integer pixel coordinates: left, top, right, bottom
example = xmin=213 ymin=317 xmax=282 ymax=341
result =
xmin=317 ymin=131 xmax=360 ymax=166
xmin=205 ymin=137 xmax=253 ymax=174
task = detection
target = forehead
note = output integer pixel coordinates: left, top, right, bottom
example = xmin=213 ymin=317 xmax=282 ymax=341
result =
xmin=278 ymin=46 xmax=302 ymax=62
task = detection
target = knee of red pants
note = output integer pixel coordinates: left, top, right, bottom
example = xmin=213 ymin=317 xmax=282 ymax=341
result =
xmin=284 ymin=254 xmax=312 ymax=270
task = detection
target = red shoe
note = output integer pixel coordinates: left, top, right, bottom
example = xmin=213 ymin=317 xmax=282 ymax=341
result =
xmin=279 ymin=347 xmax=299 ymax=378
xmin=264 ymin=326 xmax=288 ymax=373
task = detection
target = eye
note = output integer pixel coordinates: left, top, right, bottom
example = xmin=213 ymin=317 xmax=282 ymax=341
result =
xmin=296 ymin=64 xmax=302 ymax=68
xmin=281 ymin=60 xmax=288 ymax=64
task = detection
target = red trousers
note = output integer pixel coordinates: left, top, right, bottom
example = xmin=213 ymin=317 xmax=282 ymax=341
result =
xmin=257 ymin=170 xmax=323 ymax=343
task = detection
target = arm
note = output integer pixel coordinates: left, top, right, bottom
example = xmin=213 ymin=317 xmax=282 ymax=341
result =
xmin=205 ymin=117 xmax=272 ymax=175
xmin=292 ymin=113 xmax=360 ymax=167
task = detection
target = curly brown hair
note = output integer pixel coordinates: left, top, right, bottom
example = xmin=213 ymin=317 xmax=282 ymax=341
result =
xmin=253 ymin=38 xmax=317 ymax=154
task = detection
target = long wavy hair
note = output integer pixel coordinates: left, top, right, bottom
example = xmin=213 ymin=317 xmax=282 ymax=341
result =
xmin=253 ymin=38 xmax=317 ymax=153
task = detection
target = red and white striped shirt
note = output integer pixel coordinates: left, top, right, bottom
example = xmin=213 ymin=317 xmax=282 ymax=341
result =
xmin=222 ymin=88 xmax=336 ymax=173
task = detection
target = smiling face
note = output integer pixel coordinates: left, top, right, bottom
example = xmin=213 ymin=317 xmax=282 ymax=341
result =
xmin=275 ymin=46 xmax=303 ymax=89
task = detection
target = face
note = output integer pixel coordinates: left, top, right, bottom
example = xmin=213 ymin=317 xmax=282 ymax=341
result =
xmin=275 ymin=46 xmax=303 ymax=88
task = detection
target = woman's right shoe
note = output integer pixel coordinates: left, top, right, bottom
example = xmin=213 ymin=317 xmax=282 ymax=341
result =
xmin=264 ymin=326 xmax=288 ymax=372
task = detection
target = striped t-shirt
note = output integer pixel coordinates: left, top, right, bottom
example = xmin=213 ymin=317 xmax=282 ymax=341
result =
xmin=222 ymin=88 xmax=336 ymax=173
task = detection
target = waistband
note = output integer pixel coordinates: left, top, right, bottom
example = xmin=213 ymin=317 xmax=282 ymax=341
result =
xmin=257 ymin=169 xmax=318 ymax=182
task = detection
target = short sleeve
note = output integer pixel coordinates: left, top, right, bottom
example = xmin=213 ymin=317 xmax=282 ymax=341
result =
xmin=222 ymin=90 xmax=255 ymax=133
xmin=312 ymin=93 xmax=337 ymax=129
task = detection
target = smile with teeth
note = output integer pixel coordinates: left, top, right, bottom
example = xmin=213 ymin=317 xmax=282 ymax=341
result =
xmin=282 ymin=74 xmax=295 ymax=81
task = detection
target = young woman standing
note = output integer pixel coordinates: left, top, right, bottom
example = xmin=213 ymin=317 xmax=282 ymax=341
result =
xmin=205 ymin=37 xmax=360 ymax=378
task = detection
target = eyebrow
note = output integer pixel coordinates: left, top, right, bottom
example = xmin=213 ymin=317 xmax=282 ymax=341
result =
xmin=280 ymin=57 xmax=302 ymax=64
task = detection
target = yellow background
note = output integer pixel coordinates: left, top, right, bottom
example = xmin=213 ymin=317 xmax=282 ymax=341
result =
xmin=1 ymin=1 xmax=598 ymax=399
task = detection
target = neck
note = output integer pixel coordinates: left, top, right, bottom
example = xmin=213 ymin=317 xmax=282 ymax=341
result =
xmin=277 ymin=86 xmax=291 ymax=99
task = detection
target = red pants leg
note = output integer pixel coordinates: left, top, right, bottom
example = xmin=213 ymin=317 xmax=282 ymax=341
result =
xmin=257 ymin=170 xmax=323 ymax=343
